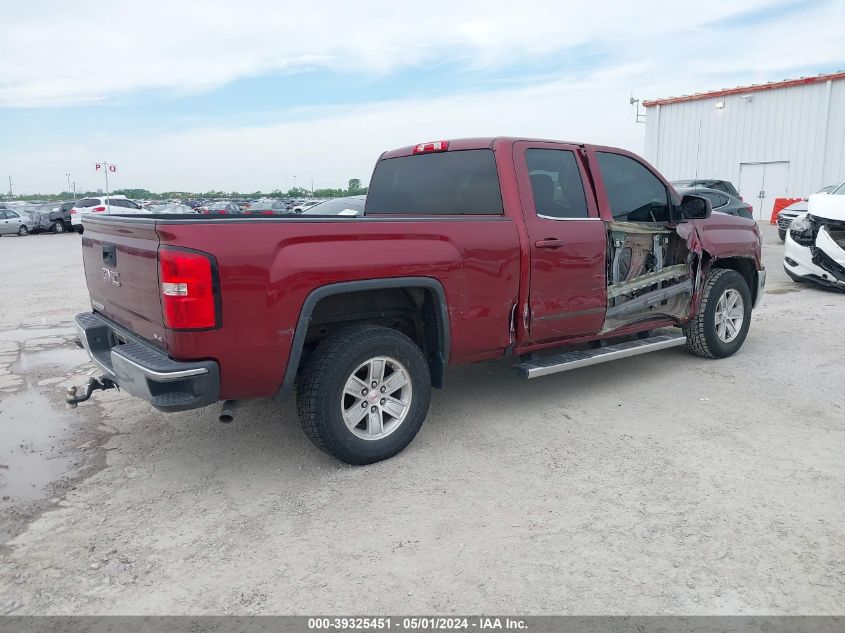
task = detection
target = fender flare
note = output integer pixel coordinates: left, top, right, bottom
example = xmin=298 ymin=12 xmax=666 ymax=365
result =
xmin=275 ymin=277 xmax=451 ymax=401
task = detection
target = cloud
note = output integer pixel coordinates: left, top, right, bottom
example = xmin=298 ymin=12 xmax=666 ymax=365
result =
xmin=2 ymin=0 xmax=843 ymax=193
xmin=0 ymin=0 xmax=821 ymax=107
xmin=5 ymin=73 xmax=647 ymax=193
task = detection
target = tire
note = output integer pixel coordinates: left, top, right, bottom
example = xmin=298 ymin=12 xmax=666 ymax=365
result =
xmin=684 ymin=268 xmax=752 ymax=359
xmin=75 ymin=226 xmax=84 ymax=235
xmin=296 ymin=324 xmax=431 ymax=465
xmin=52 ymin=221 xmax=65 ymax=234
xmin=18 ymin=225 xmax=28 ymax=236
xmin=778 ymin=229 xmax=786 ymax=241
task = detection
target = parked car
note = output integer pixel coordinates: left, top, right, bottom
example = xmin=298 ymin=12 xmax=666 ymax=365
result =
xmin=70 ymin=196 xmax=143 ymax=233
xmin=675 ymin=187 xmax=752 ymax=219
xmin=149 ymin=203 xmax=197 ymax=214
xmin=200 ymin=201 xmax=241 ymax=215
xmin=301 ymin=195 xmax=366 ymax=216
xmin=671 ymin=179 xmax=742 ymax=199
xmin=245 ymin=199 xmax=289 ymax=215
xmin=777 ymin=183 xmax=844 ymax=241
xmin=46 ymin=201 xmax=75 ymax=233
xmin=0 ymin=208 xmax=34 ymax=236
xmin=68 ymin=136 xmax=764 ymax=465
xmin=783 ymin=188 xmax=845 ymax=291
xmin=291 ymin=199 xmax=321 ymax=213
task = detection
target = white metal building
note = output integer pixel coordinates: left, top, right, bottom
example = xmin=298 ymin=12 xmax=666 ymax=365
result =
xmin=643 ymin=71 xmax=845 ymax=220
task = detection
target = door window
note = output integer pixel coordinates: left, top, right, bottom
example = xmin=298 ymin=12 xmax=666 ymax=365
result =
xmin=596 ymin=152 xmax=670 ymax=222
xmin=525 ymin=149 xmax=589 ymax=219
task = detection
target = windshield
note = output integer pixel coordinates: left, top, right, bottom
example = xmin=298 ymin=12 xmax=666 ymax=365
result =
xmin=832 ymin=183 xmax=845 ymax=195
xmin=302 ymin=197 xmax=366 ymax=215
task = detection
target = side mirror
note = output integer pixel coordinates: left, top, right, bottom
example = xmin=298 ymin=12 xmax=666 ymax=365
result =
xmin=678 ymin=194 xmax=712 ymax=220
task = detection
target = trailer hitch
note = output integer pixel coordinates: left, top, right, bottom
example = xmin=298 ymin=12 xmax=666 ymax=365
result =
xmin=66 ymin=376 xmax=117 ymax=408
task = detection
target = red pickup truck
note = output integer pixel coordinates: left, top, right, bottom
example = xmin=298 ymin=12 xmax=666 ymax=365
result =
xmin=69 ymin=137 xmax=764 ymax=464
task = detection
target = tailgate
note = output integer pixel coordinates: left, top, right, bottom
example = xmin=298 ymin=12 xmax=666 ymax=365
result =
xmin=81 ymin=217 xmax=167 ymax=349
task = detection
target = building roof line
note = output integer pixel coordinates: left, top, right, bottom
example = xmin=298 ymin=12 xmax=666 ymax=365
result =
xmin=643 ymin=71 xmax=845 ymax=107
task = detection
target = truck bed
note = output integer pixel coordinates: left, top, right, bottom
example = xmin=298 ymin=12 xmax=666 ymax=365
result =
xmin=81 ymin=213 xmax=521 ymax=399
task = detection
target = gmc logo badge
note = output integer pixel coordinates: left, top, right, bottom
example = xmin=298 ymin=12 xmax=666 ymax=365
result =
xmin=102 ymin=268 xmax=121 ymax=286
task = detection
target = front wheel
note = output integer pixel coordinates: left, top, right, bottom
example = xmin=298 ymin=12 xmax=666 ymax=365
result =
xmin=18 ymin=225 xmax=28 ymax=236
xmin=684 ymin=268 xmax=752 ymax=359
xmin=296 ymin=324 xmax=431 ymax=465
xmin=778 ymin=229 xmax=786 ymax=241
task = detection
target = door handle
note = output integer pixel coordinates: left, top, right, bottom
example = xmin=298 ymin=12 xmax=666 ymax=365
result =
xmin=535 ymin=238 xmax=564 ymax=249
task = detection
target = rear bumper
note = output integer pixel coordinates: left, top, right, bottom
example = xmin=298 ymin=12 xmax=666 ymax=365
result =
xmin=75 ymin=312 xmax=220 ymax=412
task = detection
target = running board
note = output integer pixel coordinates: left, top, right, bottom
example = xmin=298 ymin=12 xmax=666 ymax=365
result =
xmin=513 ymin=332 xmax=687 ymax=379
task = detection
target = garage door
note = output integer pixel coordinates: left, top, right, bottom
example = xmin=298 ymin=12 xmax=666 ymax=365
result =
xmin=739 ymin=161 xmax=790 ymax=221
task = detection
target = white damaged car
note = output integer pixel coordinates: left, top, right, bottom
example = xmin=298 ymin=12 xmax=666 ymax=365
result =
xmin=783 ymin=189 xmax=845 ymax=291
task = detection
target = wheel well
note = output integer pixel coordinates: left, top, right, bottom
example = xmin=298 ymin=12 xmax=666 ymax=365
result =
xmin=709 ymin=257 xmax=757 ymax=303
xmin=281 ymin=283 xmax=448 ymax=399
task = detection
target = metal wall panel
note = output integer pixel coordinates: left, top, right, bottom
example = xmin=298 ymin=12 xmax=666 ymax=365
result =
xmin=644 ymin=78 xmax=844 ymax=198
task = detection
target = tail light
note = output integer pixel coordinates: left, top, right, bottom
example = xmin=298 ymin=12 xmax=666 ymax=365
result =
xmin=158 ymin=247 xmax=219 ymax=330
xmin=70 ymin=209 xmax=77 ymax=215
xmin=413 ymin=140 xmax=449 ymax=154
xmin=92 ymin=206 xmax=106 ymax=212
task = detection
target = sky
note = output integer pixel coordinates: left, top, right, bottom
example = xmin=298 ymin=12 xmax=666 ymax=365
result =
xmin=1 ymin=0 xmax=843 ymax=195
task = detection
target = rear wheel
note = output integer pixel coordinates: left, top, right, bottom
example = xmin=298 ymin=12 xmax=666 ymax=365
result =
xmin=17 ymin=225 xmax=28 ymax=236
xmin=684 ymin=268 xmax=752 ymax=359
xmin=52 ymin=221 xmax=65 ymax=234
xmin=75 ymin=226 xmax=84 ymax=235
xmin=296 ymin=324 xmax=431 ymax=465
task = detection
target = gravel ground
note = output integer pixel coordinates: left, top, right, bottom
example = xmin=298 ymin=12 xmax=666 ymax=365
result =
xmin=0 ymin=225 xmax=842 ymax=615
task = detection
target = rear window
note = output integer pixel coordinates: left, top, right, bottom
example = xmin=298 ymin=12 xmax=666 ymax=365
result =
xmin=77 ymin=198 xmax=100 ymax=207
xmin=365 ymin=149 xmax=503 ymax=215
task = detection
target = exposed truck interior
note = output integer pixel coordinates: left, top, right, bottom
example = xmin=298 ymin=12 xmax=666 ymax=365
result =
xmin=603 ymin=221 xmax=695 ymax=332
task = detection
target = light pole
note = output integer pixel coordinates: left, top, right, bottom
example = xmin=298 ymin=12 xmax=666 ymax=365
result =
xmin=65 ymin=173 xmax=71 ymax=197
xmin=292 ymin=175 xmax=297 ymax=191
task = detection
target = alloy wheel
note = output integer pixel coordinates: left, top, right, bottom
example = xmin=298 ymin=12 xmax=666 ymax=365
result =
xmin=341 ymin=356 xmax=412 ymax=440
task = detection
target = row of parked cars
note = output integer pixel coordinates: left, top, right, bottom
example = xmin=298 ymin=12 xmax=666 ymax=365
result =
xmin=24 ymin=195 xmax=367 ymax=234
xmin=1 ymin=195 xmax=369 ymax=237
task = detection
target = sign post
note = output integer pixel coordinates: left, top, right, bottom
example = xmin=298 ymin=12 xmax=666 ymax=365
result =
xmin=94 ymin=162 xmax=118 ymax=197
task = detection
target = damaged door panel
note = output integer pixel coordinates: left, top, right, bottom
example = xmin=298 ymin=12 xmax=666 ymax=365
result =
xmin=602 ymin=221 xmax=697 ymax=333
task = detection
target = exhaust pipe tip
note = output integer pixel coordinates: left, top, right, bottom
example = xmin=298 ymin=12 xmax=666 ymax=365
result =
xmin=218 ymin=400 xmax=239 ymax=424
